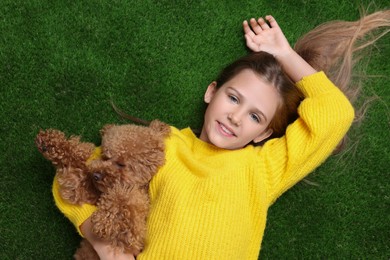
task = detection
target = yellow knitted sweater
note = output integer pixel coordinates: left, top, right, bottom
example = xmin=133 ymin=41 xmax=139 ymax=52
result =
xmin=52 ymin=72 xmax=354 ymax=259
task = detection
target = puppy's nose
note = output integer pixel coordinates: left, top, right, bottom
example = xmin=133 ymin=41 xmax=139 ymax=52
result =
xmin=38 ymin=143 xmax=47 ymax=152
xmin=35 ymin=136 xmax=47 ymax=152
xmin=93 ymin=172 xmax=104 ymax=181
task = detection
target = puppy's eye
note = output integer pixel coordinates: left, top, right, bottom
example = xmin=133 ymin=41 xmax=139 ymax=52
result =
xmin=116 ymin=162 xmax=125 ymax=168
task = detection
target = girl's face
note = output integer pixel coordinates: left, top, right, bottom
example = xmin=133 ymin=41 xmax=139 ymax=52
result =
xmin=200 ymin=69 xmax=281 ymax=150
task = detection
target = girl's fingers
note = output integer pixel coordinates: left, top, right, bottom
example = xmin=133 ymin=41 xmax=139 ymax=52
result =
xmin=265 ymin=15 xmax=278 ymax=28
xmin=249 ymin=18 xmax=263 ymax=34
xmin=258 ymin=17 xmax=270 ymax=30
xmin=243 ymin=20 xmax=255 ymax=38
xmin=243 ymin=16 xmax=275 ymax=35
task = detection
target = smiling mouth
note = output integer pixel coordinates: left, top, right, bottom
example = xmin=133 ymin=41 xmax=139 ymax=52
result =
xmin=217 ymin=121 xmax=236 ymax=137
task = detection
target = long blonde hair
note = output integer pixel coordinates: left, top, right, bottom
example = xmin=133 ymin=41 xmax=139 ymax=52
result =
xmin=294 ymin=9 xmax=390 ymax=152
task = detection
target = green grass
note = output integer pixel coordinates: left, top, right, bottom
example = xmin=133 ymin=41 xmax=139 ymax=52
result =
xmin=1 ymin=0 xmax=389 ymax=259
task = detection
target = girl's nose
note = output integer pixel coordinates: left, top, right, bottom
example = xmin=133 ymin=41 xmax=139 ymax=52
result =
xmin=228 ymin=112 xmax=241 ymax=126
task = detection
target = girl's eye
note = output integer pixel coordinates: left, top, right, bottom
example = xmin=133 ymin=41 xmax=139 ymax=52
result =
xmin=250 ymin=113 xmax=260 ymax=123
xmin=229 ymin=95 xmax=239 ymax=104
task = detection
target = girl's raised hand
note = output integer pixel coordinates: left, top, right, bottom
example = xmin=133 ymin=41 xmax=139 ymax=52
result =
xmin=243 ymin=15 xmax=317 ymax=82
xmin=243 ymin=15 xmax=293 ymax=58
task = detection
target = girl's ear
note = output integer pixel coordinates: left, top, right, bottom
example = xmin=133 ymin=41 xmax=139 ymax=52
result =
xmin=204 ymin=81 xmax=218 ymax=103
xmin=253 ymin=128 xmax=273 ymax=144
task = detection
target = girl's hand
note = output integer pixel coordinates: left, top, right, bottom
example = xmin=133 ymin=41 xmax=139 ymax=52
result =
xmin=243 ymin=15 xmax=316 ymax=82
xmin=80 ymin=218 xmax=135 ymax=260
xmin=243 ymin=15 xmax=293 ymax=58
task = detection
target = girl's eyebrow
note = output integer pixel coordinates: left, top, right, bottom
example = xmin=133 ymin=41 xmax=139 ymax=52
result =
xmin=227 ymin=87 xmax=268 ymax=122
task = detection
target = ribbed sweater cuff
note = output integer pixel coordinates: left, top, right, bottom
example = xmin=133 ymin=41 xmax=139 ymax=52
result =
xmin=52 ymin=175 xmax=97 ymax=236
xmin=296 ymin=71 xmax=337 ymax=97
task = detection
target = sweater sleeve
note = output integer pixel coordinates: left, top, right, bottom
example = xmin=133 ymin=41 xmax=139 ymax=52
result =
xmin=260 ymin=71 xmax=355 ymax=204
xmin=52 ymin=175 xmax=97 ymax=236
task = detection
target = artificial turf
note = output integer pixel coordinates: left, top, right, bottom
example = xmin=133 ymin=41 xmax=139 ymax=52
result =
xmin=1 ymin=0 xmax=389 ymax=259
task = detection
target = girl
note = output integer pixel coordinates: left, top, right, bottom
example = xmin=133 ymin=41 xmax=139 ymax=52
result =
xmin=53 ymin=11 xmax=390 ymax=259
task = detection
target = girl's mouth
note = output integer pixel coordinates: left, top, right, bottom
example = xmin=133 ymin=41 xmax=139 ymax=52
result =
xmin=217 ymin=121 xmax=236 ymax=137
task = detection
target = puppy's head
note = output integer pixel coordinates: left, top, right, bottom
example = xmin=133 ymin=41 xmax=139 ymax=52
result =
xmin=89 ymin=121 xmax=170 ymax=193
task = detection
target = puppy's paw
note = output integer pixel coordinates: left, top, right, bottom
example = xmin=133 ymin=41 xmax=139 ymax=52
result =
xmin=35 ymin=129 xmax=68 ymax=160
xmin=91 ymin=184 xmax=149 ymax=254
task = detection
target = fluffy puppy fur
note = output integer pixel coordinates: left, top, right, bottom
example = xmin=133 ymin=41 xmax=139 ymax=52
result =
xmin=35 ymin=120 xmax=170 ymax=258
xmin=35 ymin=129 xmax=99 ymax=204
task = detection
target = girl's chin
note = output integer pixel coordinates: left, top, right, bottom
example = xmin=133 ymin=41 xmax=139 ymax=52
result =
xmin=208 ymin=136 xmax=242 ymax=150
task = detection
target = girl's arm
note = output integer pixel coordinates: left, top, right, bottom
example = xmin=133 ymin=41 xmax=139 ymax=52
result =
xmin=260 ymin=73 xmax=354 ymax=204
xmin=243 ymin=15 xmax=317 ymax=82
xmin=243 ymin=16 xmax=355 ymax=203
xmin=53 ymin=177 xmax=134 ymax=259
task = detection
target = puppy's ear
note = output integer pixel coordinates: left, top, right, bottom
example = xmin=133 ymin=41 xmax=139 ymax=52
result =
xmin=100 ymin=124 xmax=115 ymax=137
xmin=149 ymin=120 xmax=170 ymax=137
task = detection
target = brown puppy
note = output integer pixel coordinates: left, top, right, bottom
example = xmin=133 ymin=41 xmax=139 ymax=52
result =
xmin=36 ymin=120 xmax=170 ymax=258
